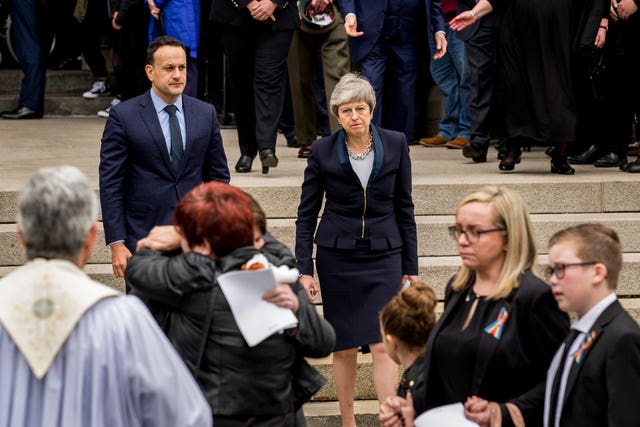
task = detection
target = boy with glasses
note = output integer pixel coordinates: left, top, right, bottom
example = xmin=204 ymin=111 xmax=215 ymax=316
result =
xmin=544 ymin=223 xmax=640 ymax=427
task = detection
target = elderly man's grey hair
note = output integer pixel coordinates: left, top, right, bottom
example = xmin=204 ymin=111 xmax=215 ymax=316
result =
xmin=329 ymin=72 xmax=376 ymax=118
xmin=18 ymin=166 xmax=98 ymax=261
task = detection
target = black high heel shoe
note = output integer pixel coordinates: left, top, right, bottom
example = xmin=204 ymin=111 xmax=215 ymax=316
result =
xmin=260 ymin=149 xmax=279 ymax=175
xmin=235 ymin=155 xmax=253 ymax=173
xmin=550 ymin=161 xmax=575 ymax=175
xmin=499 ymin=145 xmax=522 ymax=171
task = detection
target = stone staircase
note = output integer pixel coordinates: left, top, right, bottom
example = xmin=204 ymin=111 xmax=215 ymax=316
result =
xmin=0 ymin=69 xmax=112 ymax=116
xmin=1 ymin=70 xmax=640 ymax=425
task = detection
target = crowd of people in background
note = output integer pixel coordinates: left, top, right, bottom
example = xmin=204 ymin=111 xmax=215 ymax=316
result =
xmin=1 ymin=0 xmax=637 ymax=173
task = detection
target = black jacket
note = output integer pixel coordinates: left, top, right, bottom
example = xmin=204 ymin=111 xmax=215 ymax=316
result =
xmin=126 ymin=246 xmax=335 ymax=418
xmin=208 ymin=0 xmax=299 ymax=31
xmin=416 ymin=272 xmax=569 ymax=425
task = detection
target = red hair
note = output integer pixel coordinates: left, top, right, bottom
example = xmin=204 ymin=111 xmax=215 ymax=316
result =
xmin=173 ymin=182 xmax=255 ymax=257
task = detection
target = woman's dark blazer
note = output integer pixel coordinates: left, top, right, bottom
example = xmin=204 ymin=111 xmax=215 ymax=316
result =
xmin=295 ymin=125 xmax=418 ymax=277
xmin=415 ymin=271 xmax=570 ymax=425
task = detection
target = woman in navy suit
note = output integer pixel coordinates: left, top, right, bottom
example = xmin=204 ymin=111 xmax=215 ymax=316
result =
xmin=380 ymin=186 xmax=569 ymax=427
xmin=295 ymin=73 xmax=419 ymax=427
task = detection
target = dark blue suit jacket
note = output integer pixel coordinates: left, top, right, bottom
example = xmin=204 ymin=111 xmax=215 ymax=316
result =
xmin=295 ymin=126 xmax=418 ymax=276
xmin=339 ymin=0 xmax=445 ymax=62
xmin=99 ymin=90 xmax=230 ymax=252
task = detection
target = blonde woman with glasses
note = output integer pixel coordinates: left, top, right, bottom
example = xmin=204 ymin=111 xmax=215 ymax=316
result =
xmin=381 ymin=186 xmax=569 ymax=427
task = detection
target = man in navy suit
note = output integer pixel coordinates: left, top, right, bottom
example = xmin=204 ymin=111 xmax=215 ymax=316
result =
xmin=544 ymin=223 xmax=640 ymax=426
xmin=339 ymin=0 xmax=446 ymax=141
xmin=99 ymin=36 xmax=229 ymax=278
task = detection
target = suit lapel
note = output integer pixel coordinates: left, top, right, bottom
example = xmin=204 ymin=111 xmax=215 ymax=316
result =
xmin=562 ymin=301 xmax=622 ymax=407
xmin=181 ymin=96 xmax=194 ymax=173
xmin=368 ymin=126 xmax=384 ymax=184
xmin=472 ymin=301 xmax=512 ymax=394
xmin=140 ymin=92 xmax=174 ymax=174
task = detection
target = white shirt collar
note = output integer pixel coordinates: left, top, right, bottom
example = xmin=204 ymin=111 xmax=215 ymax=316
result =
xmin=150 ymin=89 xmax=183 ymax=114
xmin=571 ymin=292 xmax=617 ymax=334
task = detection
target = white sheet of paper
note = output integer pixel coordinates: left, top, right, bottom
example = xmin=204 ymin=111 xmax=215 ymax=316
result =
xmin=217 ymin=268 xmax=298 ymax=347
xmin=415 ymin=403 xmax=479 ymax=427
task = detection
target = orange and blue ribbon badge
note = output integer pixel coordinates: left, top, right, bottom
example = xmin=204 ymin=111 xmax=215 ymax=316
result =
xmin=572 ymin=331 xmax=596 ymax=364
xmin=484 ymin=307 xmax=509 ymax=339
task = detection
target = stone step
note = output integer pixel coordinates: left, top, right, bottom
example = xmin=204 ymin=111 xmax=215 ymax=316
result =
xmin=0 ymin=70 xmax=95 ymax=94
xmin=1 ymin=260 xmax=638 ymax=403
xmin=0 ymin=93 xmax=115 ymax=116
xmin=2 ymin=211 xmax=639 ymax=266
xmin=303 ymin=399 xmax=379 ymax=426
xmin=1 ymin=252 xmax=639 ymax=300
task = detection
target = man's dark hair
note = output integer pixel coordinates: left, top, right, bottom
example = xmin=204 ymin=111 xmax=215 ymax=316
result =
xmin=146 ymin=36 xmax=186 ymax=65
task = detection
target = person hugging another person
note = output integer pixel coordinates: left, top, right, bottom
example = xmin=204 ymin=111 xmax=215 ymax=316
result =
xmin=126 ymin=181 xmax=335 ymax=426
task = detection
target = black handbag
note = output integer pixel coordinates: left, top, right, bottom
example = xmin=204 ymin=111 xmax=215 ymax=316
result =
xmin=587 ymin=47 xmax=606 ymax=101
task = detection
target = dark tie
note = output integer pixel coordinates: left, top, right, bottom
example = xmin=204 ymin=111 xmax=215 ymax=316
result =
xmin=164 ymin=104 xmax=183 ymax=173
xmin=548 ymin=329 xmax=580 ymax=427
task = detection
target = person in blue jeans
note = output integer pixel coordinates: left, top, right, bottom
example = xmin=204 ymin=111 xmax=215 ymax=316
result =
xmin=420 ymin=0 xmax=471 ymax=151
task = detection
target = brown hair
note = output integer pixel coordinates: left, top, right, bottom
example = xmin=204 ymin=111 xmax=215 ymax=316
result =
xmin=245 ymin=192 xmax=267 ymax=235
xmin=380 ymin=283 xmax=437 ymax=351
xmin=548 ymin=223 xmax=622 ymax=290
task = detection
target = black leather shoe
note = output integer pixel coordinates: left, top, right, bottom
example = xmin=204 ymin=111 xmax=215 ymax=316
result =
xmin=0 ymin=106 xmax=43 ymax=119
xmin=551 ymin=161 xmax=575 ymax=175
xmin=498 ymin=145 xmax=522 ymax=171
xmin=234 ymin=155 xmax=253 ymax=173
xmin=544 ymin=146 xmax=556 ymax=158
xmin=462 ymin=143 xmax=487 ymax=163
xmin=260 ymin=149 xmax=279 ymax=174
xmin=568 ymin=145 xmax=599 ymax=164
xmin=594 ymin=152 xmax=624 ymax=168
xmin=625 ymin=159 xmax=640 ymax=173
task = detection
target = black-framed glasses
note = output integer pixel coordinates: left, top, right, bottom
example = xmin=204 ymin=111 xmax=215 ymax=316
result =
xmin=448 ymin=225 xmax=506 ymax=244
xmin=544 ymin=262 xmax=598 ymax=279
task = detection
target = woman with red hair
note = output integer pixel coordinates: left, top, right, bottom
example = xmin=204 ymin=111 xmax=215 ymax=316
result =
xmin=126 ymin=181 xmax=335 ymax=426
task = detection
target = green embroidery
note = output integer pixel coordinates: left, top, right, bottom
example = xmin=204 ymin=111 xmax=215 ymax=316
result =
xmin=33 ymin=298 xmax=54 ymax=319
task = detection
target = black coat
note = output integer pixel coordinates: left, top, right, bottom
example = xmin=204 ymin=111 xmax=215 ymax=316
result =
xmin=126 ymin=246 xmax=335 ymax=418
xmin=415 ymin=272 xmax=570 ymax=425
xmin=208 ymin=0 xmax=298 ymax=31
xmin=555 ymin=300 xmax=640 ymax=426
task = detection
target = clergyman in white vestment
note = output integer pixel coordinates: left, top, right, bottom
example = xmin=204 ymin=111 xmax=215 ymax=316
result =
xmin=0 ymin=166 xmax=212 ymax=427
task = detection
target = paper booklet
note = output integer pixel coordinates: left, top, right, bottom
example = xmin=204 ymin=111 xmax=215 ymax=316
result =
xmin=415 ymin=403 xmax=480 ymax=427
xmin=217 ymin=268 xmax=299 ymax=347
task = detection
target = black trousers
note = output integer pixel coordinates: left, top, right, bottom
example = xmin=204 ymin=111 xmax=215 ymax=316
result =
xmin=218 ymin=26 xmax=293 ymax=158
xmin=464 ymin=15 xmax=500 ymax=150
xmin=81 ymin=0 xmax=111 ymax=79
xmin=602 ymin=19 xmax=640 ymax=155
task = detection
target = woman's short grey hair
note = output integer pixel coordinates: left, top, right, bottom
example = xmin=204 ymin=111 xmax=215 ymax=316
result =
xmin=18 ymin=166 xmax=98 ymax=261
xmin=329 ymin=73 xmax=376 ymax=118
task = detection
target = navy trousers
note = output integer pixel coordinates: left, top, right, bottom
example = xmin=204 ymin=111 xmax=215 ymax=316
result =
xmin=10 ymin=0 xmax=46 ymax=111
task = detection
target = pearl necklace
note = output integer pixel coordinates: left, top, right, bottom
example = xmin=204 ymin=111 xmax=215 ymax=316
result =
xmin=346 ymin=134 xmax=373 ymax=160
